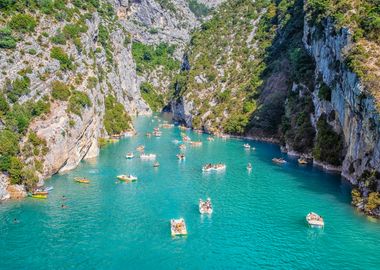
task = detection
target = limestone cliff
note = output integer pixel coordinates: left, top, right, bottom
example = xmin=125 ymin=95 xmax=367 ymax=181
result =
xmin=0 ymin=0 xmax=224 ymax=199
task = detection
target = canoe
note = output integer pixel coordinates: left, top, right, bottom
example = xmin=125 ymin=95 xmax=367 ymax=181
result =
xmin=29 ymin=193 xmax=47 ymax=199
xmin=74 ymin=177 xmax=90 ymax=184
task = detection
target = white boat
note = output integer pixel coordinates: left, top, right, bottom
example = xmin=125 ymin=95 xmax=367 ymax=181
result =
xmin=199 ymin=198 xmax=213 ymax=214
xmin=202 ymin=163 xmax=226 ymax=172
xmin=272 ymin=158 xmax=287 ymax=164
xmin=153 ymin=131 xmax=162 ymax=137
xmin=243 ymin=143 xmax=250 ymax=149
xmin=45 ymin=186 xmax=54 ymax=192
xmin=170 ymin=218 xmax=188 ymax=236
xmin=153 ymin=161 xmax=160 ymax=167
xmin=140 ymin=153 xmax=156 ymax=160
xmin=136 ymin=145 xmax=145 ymax=152
xmin=124 ymin=131 xmax=135 ymax=137
xmin=125 ymin=152 xmax=134 ymax=159
xmin=117 ymin=174 xmax=138 ymax=182
xmin=190 ymin=141 xmax=202 ymax=146
xmin=306 ymin=212 xmax=324 ymax=228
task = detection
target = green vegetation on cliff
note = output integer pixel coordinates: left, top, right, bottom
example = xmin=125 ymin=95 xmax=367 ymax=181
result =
xmin=140 ymin=82 xmax=165 ymax=112
xmin=313 ymin=114 xmax=343 ymax=166
xmin=104 ymin=95 xmax=131 ymax=135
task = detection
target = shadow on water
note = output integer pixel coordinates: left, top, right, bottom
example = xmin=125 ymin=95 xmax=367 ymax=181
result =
xmin=239 ymin=137 xmax=352 ymax=205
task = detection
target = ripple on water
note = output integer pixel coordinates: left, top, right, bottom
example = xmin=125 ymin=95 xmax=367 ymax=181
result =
xmin=0 ymin=115 xmax=380 ymax=270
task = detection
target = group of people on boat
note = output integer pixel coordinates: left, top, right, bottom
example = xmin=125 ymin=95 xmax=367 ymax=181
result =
xmin=199 ymin=198 xmax=213 ymax=214
xmin=170 ymin=218 xmax=187 ymax=236
xmin=202 ymin=163 xmax=226 ymax=172
xmin=306 ymin=212 xmax=324 ymax=228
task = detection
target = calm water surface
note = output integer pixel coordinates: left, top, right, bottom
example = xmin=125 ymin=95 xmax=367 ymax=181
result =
xmin=0 ymin=115 xmax=379 ymax=269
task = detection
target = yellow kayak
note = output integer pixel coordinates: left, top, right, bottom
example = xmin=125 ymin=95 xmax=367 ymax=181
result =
xmin=30 ymin=194 xmax=47 ymax=199
xmin=74 ymin=177 xmax=90 ymax=184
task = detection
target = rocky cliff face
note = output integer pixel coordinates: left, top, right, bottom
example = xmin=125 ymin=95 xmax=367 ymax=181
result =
xmin=303 ymin=19 xmax=380 ymax=214
xmin=0 ymin=0 xmax=224 ymax=199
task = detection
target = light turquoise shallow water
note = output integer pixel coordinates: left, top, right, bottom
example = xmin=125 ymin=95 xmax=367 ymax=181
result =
xmin=0 ymin=115 xmax=379 ymax=269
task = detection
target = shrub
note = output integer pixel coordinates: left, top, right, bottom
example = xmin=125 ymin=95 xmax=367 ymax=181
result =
xmin=6 ymin=76 xmax=31 ymax=103
xmin=68 ymin=91 xmax=92 ymax=115
xmin=188 ymin=0 xmax=210 ymax=18
xmin=9 ymin=14 xmax=37 ymax=33
xmin=0 ymin=27 xmax=17 ymax=49
xmin=50 ymin=47 xmax=73 ymax=70
xmin=313 ymin=114 xmax=343 ymax=166
xmin=318 ymin=82 xmax=332 ymax=101
xmin=132 ymin=42 xmax=179 ymax=73
xmin=8 ymin=156 xmax=23 ymax=184
xmin=51 ymin=81 xmax=71 ymax=101
xmin=140 ymin=82 xmax=165 ymax=112
xmin=103 ymin=95 xmax=131 ymax=135
xmin=0 ymin=130 xmax=19 ymax=157
xmin=51 ymin=30 xmax=66 ymax=45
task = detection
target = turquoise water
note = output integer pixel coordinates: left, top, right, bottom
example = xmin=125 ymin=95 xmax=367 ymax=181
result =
xmin=1 ymin=115 xmax=379 ymax=269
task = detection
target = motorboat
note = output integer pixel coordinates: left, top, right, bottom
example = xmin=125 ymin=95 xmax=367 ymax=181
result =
xmin=140 ymin=153 xmax=156 ymax=160
xmin=117 ymin=174 xmax=138 ymax=182
xmin=136 ymin=145 xmax=145 ymax=152
xmin=153 ymin=161 xmax=160 ymax=167
xmin=298 ymin=157 xmax=308 ymax=165
xmin=153 ymin=131 xmax=162 ymax=137
xmin=243 ymin=143 xmax=250 ymax=149
xmin=199 ymin=198 xmax=213 ymax=214
xmin=272 ymin=158 xmax=287 ymax=164
xmin=190 ymin=141 xmax=202 ymax=146
xmin=124 ymin=131 xmax=135 ymax=137
xmin=306 ymin=212 xmax=324 ymax=228
xmin=202 ymin=163 xmax=226 ymax=172
xmin=74 ymin=177 xmax=90 ymax=184
xmin=125 ymin=152 xmax=134 ymax=159
xmin=170 ymin=218 xmax=187 ymax=236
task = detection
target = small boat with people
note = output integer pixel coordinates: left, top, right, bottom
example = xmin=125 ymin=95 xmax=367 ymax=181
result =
xmin=176 ymin=153 xmax=186 ymax=160
xmin=117 ymin=174 xmax=138 ymax=182
xmin=153 ymin=130 xmax=162 ymax=137
xmin=32 ymin=186 xmax=53 ymax=196
xmin=202 ymin=163 xmax=226 ymax=172
xmin=74 ymin=177 xmax=90 ymax=184
xmin=124 ymin=130 xmax=135 ymax=137
xmin=125 ymin=152 xmax=134 ymax=159
xmin=306 ymin=212 xmax=324 ymax=228
xmin=190 ymin=141 xmax=202 ymax=146
xmin=298 ymin=157 xmax=308 ymax=165
xmin=243 ymin=143 xmax=250 ymax=149
xmin=170 ymin=218 xmax=188 ymax=237
xmin=161 ymin=123 xmax=174 ymax=128
xmin=153 ymin=161 xmax=160 ymax=167
xmin=272 ymin=158 xmax=287 ymax=164
xmin=140 ymin=153 xmax=157 ymax=160
xmin=199 ymin=198 xmax=213 ymax=214
xmin=136 ymin=145 xmax=145 ymax=152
